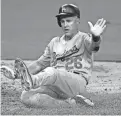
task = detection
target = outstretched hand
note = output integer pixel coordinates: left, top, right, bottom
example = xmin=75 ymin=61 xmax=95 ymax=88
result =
xmin=88 ymin=18 xmax=107 ymax=36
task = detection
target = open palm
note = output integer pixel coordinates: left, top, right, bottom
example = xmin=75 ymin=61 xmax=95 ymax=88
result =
xmin=88 ymin=18 xmax=106 ymax=36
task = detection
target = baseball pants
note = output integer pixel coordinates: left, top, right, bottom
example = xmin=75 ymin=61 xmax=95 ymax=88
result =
xmin=30 ymin=67 xmax=87 ymax=99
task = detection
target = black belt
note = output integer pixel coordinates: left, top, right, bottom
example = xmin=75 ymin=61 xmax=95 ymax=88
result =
xmin=73 ymin=71 xmax=80 ymax=74
xmin=73 ymin=71 xmax=88 ymax=85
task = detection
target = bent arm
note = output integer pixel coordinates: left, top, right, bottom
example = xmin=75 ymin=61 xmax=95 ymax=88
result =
xmin=28 ymin=60 xmax=42 ymax=75
xmin=28 ymin=44 xmax=51 ymax=75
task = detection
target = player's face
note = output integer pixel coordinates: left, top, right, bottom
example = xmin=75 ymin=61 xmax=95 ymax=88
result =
xmin=60 ymin=16 xmax=80 ymax=37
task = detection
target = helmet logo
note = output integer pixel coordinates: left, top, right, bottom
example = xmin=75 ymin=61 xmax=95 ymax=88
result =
xmin=62 ymin=7 xmax=67 ymax=13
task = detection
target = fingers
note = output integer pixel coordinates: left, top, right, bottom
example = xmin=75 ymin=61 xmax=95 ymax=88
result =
xmin=102 ymin=25 xmax=107 ymax=31
xmin=90 ymin=18 xmax=107 ymax=36
xmin=96 ymin=18 xmax=102 ymax=25
xmin=88 ymin=21 xmax=93 ymax=28
xmin=96 ymin=18 xmax=106 ymax=27
xmin=101 ymin=19 xmax=106 ymax=27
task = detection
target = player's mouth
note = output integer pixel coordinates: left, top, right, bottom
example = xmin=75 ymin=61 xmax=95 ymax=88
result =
xmin=64 ymin=29 xmax=70 ymax=33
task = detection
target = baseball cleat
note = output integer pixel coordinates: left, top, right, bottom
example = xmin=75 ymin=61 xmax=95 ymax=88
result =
xmin=14 ymin=58 xmax=33 ymax=91
xmin=1 ymin=65 xmax=16 ymax=80
xmin=75 ymin=94 xmax=94 ymax=106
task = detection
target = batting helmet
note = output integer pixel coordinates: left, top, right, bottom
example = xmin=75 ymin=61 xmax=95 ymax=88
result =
xmin=56 ymin=4 xmax=80 ymax=27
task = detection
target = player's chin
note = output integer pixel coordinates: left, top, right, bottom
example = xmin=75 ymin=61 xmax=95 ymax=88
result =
xmin=64 ymin=32 xmax=71 ymax=37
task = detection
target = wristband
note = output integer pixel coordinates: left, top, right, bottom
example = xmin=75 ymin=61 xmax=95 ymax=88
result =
xmin=92 ymin=34 xmax=100 ymax=42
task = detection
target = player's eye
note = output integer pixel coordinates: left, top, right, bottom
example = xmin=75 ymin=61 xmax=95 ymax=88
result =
xmin=60 ymin=20 xmax=65 ymax=23
xmin=66 ymin=19 xmax=72 ymax=23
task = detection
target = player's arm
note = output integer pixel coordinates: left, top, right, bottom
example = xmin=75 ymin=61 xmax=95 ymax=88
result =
xmin=84 ymin=18 xmax=106 ymax=53
xmin=28 ymin=42 xmax=51 ymax=75
xmin=84 ymin=33 xmax=101 ymax=53
xmin=1 ymin=41 xmax=52 ymax=79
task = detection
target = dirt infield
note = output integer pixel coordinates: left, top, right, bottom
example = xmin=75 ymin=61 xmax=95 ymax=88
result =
xmin=1 ymin=60 xmax=121 ymax=115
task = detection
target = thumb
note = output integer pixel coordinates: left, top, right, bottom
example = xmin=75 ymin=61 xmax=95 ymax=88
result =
xmin=88 ymin=21 xmax=93 ymax=29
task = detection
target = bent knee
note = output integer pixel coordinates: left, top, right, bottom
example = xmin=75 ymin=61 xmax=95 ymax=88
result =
xmin=44 ymin=67 xmax=56 ymax=76
xmin=21 ymin=92 xmax=55 ymax=108
xmin=20 ymin=90 xmax=30 ymax=105
xmin=20 ymin=91 xmax=42 ymax=107
xmin=20 ymin=91 xmax=37 ymax=105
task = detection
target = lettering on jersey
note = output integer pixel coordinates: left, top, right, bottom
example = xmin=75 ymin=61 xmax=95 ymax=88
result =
xmin=56 ymin=45 xmax=79 ymax=61
xmin=51 ymin=45 xmax=79 ymax=66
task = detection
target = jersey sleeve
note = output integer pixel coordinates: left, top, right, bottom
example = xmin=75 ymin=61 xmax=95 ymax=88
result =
xmin=36 ymin=44 xmax=51 ymax=71
xmin=84 ymin=33 xmax=101 ymax=53
xmin=35 ymin=38 xmax=55 ymax=71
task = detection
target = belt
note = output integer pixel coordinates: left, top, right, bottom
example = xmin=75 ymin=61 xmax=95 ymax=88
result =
xmin=73 ymin=71 xmax=80 ymax=74
xmin=73 ymin=71 xmax=88 ymax=85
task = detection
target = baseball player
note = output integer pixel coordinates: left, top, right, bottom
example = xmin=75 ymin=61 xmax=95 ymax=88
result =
xmin=1 ymin=4 xmax=107 ymax=107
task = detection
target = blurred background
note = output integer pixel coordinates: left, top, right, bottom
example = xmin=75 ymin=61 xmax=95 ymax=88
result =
xmin=1 ymin=0 xmax=121 ymax=61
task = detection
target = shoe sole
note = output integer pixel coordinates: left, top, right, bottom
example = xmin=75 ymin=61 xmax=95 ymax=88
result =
xmin=14 ymin=58 xmax=33 ymax=91
xmin=75 ymin=95 xmax=94 ymax=106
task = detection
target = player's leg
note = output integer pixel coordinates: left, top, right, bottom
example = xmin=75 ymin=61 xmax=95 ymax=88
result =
xmin=15 ymin=58 xmax=75 ymax=108
xmin=20 ymin=86 xmax=75 ymax=108
xmin=45 ymin=69 xmax=94 ymax=106
xmin=21 ymin=90 xmax=56 ymax=108
xmin=32 ymin=68 xmax=94 ymax=106
xmin=15 ymin=58 xmax=94 ymax=107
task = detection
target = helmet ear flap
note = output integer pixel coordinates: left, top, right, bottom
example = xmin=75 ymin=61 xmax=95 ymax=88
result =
xmin=57 ymin=17 xmax=61 ymax=27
